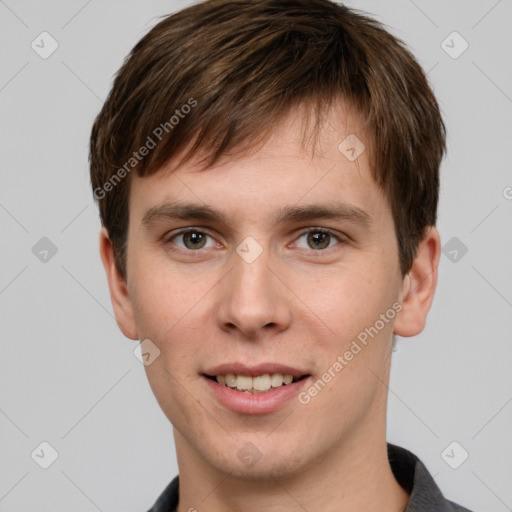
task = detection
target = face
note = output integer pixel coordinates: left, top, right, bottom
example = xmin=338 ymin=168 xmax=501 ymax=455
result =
xmin=102 ymin=102 xmax=436 ymax=481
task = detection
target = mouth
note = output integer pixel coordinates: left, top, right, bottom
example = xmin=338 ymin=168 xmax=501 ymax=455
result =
xmin=202 ymin=373 xmax=310 ymax=393
xmin=200 ymin=363 xmax=312 ymax=414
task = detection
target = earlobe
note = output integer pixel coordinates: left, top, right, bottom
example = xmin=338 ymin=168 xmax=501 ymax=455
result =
xmin=99 ymin=227 xmax=139 ymax=340
xmin=393 ymin=227 xmax=441 ymax=338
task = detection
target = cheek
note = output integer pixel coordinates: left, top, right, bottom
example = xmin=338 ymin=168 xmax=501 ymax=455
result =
xmin=129 ymin=256 xmax=209 ymax=340
xmin=143 ymin=359 xmax=210 ymax=444
xmin=307 ymin=261 xmax=398 ymax=391
xmin=310 ymin=263 xmax=392 ymax=341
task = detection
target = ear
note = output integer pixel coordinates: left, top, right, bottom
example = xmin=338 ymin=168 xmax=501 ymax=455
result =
xmin=393 ymin=226 xmax=441 ymax=337
xmin=99 ymin=227 xmax=139 ymax=340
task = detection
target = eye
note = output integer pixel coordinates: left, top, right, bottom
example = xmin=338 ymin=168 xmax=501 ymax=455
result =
xmin=164 ymin=228 xmax=217 ymax=251
xmin=163 ymin=227 xmax=346 ymax=254
xmin=293 ymin=228 xmax=345 ymax=251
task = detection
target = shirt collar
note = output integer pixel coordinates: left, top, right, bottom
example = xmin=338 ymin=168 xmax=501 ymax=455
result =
xmin=387 ymin=442 xmax=466 ymax=511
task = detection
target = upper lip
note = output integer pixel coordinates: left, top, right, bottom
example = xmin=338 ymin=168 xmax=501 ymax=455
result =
xmin=203 ymin=362 xmax=310 ymax=379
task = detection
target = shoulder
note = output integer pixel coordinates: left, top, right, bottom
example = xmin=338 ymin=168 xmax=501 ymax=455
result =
xmin=387 ymin=442 xmax=476 ymax=512
xmin=447 ymin=499 xmax=475 ymax=512
xmin=146 ymin=475 xmax=179 ymax=512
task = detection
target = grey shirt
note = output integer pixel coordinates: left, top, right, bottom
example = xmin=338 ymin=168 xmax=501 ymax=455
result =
xmin=147 ymin=443 xmax=474 ymax=512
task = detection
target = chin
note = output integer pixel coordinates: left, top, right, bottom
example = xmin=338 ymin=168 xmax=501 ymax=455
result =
xmin=217 ymin=454 xmax=305 ymax=482
xmin=201 ymin=434 xmax=309 ymax=482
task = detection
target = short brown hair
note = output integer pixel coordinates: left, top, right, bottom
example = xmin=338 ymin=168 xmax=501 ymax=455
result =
xmin=89 ymin=0 xmax=446 ymax=280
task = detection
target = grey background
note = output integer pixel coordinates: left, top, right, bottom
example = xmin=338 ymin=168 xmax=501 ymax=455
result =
xmin=1 ymin=0 xmax=511 ymax=510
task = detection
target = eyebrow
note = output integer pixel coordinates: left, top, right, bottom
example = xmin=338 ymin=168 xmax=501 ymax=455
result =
xmin=141 ymin=200 xmax=372 ymax=229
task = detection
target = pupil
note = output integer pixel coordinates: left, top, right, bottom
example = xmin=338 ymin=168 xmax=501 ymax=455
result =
xmin=309 ymin=231 xmax=329 ymax=250
xmin=185 ymin=231 xmax=206 ymax=249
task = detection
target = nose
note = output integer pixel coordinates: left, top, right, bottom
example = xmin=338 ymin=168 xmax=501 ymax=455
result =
xmin=216 ymin=241 xmax=292 ymax=339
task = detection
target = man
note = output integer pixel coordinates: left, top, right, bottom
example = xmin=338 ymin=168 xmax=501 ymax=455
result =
xmin=89 ymin=0 xmax=475 ymax=510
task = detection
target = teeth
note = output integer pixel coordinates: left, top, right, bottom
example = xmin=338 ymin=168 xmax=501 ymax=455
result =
xmin=271 ymin=373 xmax=284 ymax=387
xmin=236 ymin=375 xmax=253 ymax=390
xmin=215 ymin=373 xmax=297 ymax=392
xmin=225 ymin=374 xmax=237 ymax=387
xmin=253 ymin=374 xmax=271 ymax=391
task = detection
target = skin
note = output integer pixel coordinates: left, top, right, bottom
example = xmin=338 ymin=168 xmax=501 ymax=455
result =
xmin=100 ymin=101 xmax=441 ymax=512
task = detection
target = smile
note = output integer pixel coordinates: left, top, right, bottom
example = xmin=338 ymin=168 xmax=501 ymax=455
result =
xmin=205 ymin=373 xmax=308 ymax=393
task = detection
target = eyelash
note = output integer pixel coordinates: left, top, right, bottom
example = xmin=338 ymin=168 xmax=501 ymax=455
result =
xmin=163 ymin=227 xmax=347 ymax=255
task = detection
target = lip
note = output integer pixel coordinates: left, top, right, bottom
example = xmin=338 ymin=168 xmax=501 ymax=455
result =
xmin=203 ymin=362 xmax=309 ymax=379
xmin=202 ymin=374 xmax=312 ymax=414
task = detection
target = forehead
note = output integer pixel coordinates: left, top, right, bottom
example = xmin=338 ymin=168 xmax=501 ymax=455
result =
xmin=128 ymin=101 xmax=385 ymax=227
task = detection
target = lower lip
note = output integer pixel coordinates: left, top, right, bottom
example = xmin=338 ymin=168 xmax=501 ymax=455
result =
xmin=202 ymin=375 xmax=311 ymax=415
